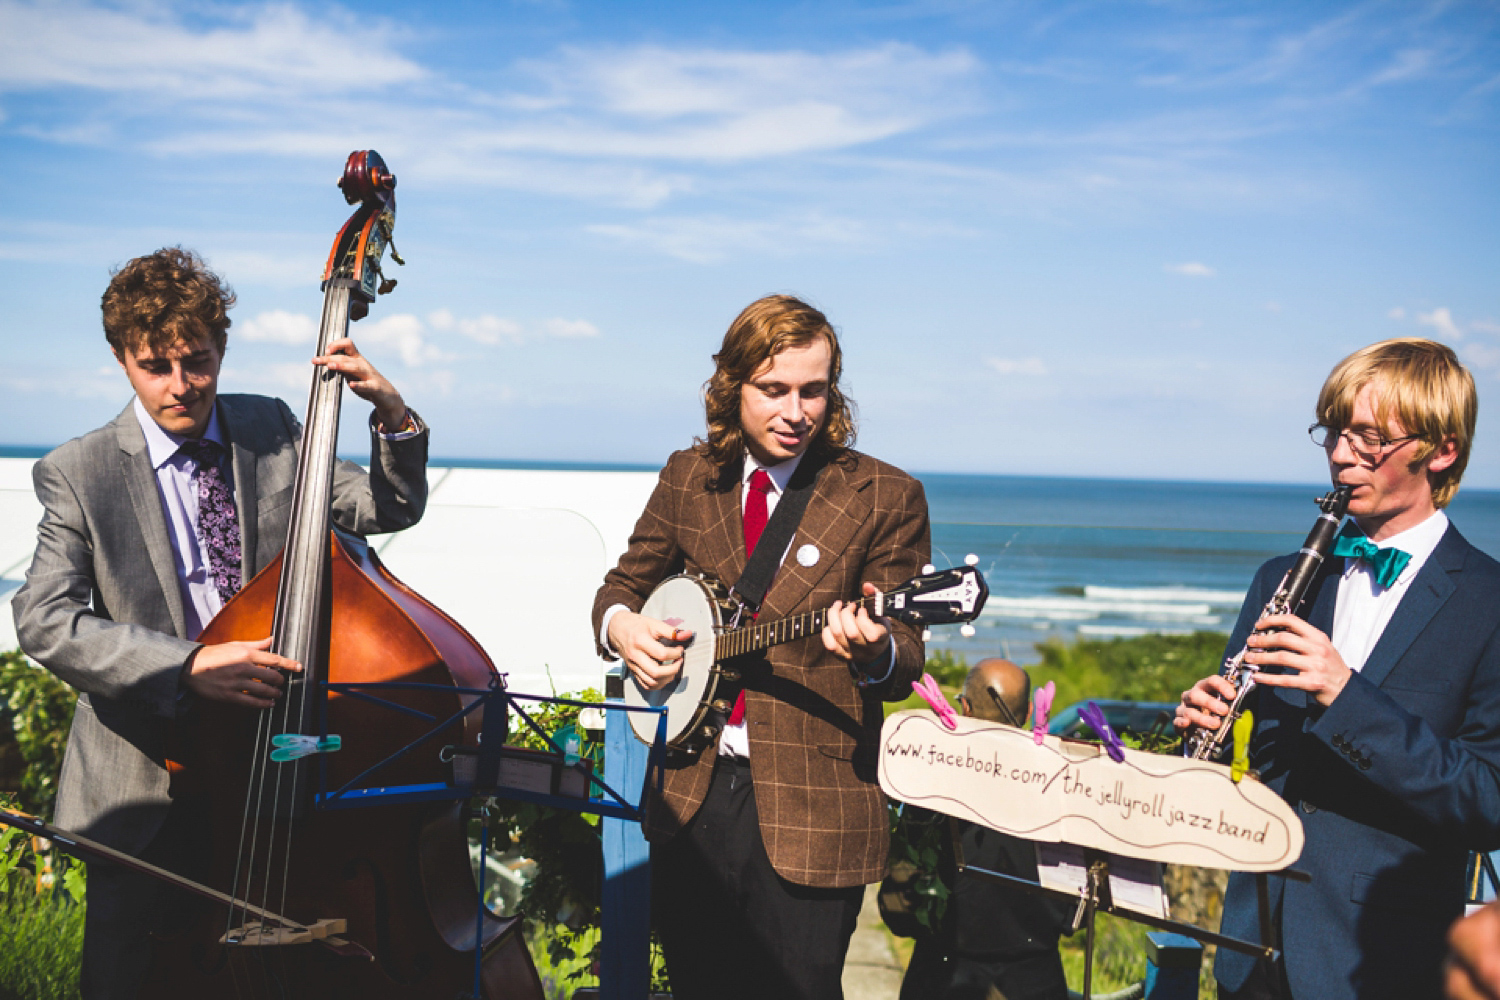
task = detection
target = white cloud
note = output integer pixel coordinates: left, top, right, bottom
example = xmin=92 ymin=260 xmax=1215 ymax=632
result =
xmin=1462 ymin=344 xmax=1500 ymax=371
xmin=0 ymin=364 xmax=123 ymax=400
xmin=0 ymin=2 xmax=980 ymax=213
xmin=1471 ymin=320 xmax=1500 ymax=337
xmin=359 ymin=314 xmax=454 ymax=367
xmin=542 ymin=318 xmax=600 ymax=339
xmin=241 ymin=309 xmax=316 ymax=344
xmin=985 ymin=357 xmax=1048 ymax=376
xmin=232 ymin=362 xmax=313 ymax=395
xmin=503 ymin=43 xmax=979 ymax=162
xmin=423 ymin=309 xmax=599 ymax=345
xmin=1388 ymin=307 xmax=1407 ymax=320
xmin=1164 ymin=262 xmax=1215 ymax=277
xmin=431 ymin=312 xmax=525 ymax=345
xmin=0 ymin=1 xmax=424 ymax=100
xmin=1368 ymin=49 xmax=1435 ymax=88
xmin=588 ymin=214 xmax=868 ymax=263
xmin=1417 ymin=307 xmax=1462 ymax=341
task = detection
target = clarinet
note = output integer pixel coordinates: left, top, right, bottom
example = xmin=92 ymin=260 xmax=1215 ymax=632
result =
xmin=1185 ymin=484 xmax=1353 ymax=761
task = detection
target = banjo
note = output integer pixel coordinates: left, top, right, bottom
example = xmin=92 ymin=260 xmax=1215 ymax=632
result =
xmin=624 ymin=563 xmax=989 ymax=752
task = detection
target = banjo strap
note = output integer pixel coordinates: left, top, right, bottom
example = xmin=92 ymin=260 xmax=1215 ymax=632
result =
xmin=730 ymin=454 xmax=822 ymax=616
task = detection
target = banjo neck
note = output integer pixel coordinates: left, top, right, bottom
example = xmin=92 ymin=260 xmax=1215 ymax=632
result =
xmin=713 ymin=593 xmax=881 ymax=661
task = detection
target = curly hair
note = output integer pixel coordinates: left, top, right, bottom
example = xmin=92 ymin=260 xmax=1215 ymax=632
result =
xmin=1316 ymin=338 xmax=1476 ymax=508
xmin=696 ymin=294 xmax=857 ymax=471
xmin=102 ymin=247 xmax=235 ymax=358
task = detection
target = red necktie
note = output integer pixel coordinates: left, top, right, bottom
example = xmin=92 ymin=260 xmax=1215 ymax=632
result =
xmin=728 ymin=469 xmax=773 ymax=727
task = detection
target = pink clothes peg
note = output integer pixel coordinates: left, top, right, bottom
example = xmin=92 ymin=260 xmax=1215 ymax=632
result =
xmin=912 ymin=673 xmax=958 ymax=731
xmin=1032 ymin=681 xmax=1055 ymax=744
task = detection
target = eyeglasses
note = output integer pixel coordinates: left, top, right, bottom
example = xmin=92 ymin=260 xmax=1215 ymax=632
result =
xmin=1308 ymin=423 xmax=1421 ymax=460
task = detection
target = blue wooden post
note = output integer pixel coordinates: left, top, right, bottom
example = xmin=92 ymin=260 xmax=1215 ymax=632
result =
xmin=600 ymin=673 xmax=651 ymax=1000
xmin=1143 ymin=932 xmax=1202 ymax=1000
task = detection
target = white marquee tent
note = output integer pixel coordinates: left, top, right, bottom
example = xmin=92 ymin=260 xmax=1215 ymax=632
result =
xmin=0 ymin=457 xmax=658 ymax=700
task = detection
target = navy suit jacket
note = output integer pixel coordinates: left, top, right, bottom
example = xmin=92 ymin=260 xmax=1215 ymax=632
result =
xmin=1216 ymin=522 xmax=1500 ymax=1000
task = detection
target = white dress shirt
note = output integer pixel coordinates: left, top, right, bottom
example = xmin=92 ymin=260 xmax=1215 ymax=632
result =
xmin=1331 ymin=509 xmax=1449 ymax=673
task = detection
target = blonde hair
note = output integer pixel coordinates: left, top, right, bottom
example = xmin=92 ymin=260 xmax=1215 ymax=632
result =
xmin=1316 ymin=338 xmax=1476 ymax=508
xmin=696 ymin=295 xmax=856 ymax=470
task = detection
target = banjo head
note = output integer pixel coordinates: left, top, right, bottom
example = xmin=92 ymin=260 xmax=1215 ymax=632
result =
xmin=625 ymin=576 xmax=724 ymax=747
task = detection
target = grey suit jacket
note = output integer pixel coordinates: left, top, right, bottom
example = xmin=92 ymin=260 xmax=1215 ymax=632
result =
xmin=12 ymin=393 xmax=429 ymax=855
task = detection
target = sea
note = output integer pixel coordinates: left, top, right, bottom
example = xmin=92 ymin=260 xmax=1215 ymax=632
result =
xmin=917 ymin=474 xmax=1500 ymax=667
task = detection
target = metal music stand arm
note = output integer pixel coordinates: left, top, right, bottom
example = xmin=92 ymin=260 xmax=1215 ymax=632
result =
xmin=957 ymin=858 xmax=1288 ymax=965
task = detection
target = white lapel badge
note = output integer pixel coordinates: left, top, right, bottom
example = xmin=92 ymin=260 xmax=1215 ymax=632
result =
xmin=796 ymin=543 xmax=820 ymax=568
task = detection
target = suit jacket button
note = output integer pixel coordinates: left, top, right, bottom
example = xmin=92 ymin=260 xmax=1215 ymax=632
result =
xmin=1300 ymin=801 xmax=1317 ymax=814
xmin=1358 ymin=758 xmax=1372 ymax=771
xmin=1332 ymin=733 xmax=1346 ymax=748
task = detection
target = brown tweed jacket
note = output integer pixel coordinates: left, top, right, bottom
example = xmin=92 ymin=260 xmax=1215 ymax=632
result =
xmin=592 ymin=446 xmax=930 ymax=888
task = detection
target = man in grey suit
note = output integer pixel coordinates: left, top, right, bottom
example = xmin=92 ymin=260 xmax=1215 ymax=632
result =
xmin=11 ymin=246 xmax=431 ymax=998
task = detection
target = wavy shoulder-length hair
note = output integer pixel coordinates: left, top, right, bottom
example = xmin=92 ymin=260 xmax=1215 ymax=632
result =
xmin=1316 ymin=337 xmax=1476 ymax=509
xmin=696 ymin=294 xmax=857 ymax=472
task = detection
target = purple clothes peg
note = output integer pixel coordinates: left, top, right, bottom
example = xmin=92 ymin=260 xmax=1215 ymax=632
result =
xmin=1079 ymin=701 xmax=1126 ymax=762
xmin=912 ymin=673 xmax=958 ymax=730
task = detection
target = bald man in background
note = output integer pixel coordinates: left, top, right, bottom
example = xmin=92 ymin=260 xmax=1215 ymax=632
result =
xmin=899 ymin=658 xmax=1074 ymax=1000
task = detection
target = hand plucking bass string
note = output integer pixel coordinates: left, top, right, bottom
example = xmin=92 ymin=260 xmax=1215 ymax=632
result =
xmin=183 ymin=336 xmax=410 ymax=709
xmin=609 ymin=581 xmax=894 ymax=692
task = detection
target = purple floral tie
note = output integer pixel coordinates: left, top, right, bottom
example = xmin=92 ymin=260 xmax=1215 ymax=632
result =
xmin=178 ymin=439 xmax=242 ymax=604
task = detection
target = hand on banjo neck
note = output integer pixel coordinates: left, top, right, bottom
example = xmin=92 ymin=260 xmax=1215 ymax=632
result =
xmin=610 ymin=581 xmax=892 ymax=693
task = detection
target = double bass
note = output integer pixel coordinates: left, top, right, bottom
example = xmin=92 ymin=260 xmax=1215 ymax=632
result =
xmin=142 ymin=151 xmax=544 ymax=999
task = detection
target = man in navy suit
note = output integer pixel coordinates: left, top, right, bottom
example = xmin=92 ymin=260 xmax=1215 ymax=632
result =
xmin=1176 ymin=338 xmax=1500 ymax=1000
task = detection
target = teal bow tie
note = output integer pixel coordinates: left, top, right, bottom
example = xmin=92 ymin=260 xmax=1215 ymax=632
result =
xmin=1331 ymin=527 xmax=1412 ymax=588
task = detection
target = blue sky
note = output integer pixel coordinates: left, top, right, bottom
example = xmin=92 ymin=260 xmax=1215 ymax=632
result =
xmin=2 ymin=0 xmax=1497 ymax=487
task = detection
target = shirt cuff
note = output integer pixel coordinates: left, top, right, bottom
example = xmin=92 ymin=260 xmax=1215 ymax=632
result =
xmin=372 ymin=408 xmax=425 ymax=441
xmin=853 ymin=637 xmax=899 ymax=687
xmin=599 ymin=604 xmax=629 ymax=661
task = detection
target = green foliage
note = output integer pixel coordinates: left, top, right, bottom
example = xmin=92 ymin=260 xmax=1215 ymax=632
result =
xmin=885 ymin=804 xmax=951 ymax=934
xmin=0 ymin=793 xmax=86 ymax=1000
xmin=0 ymin=650 xmax=77 ymax=818
xmin=484 ymin=689 xmax=672 ymax=996
xmin=494 ymin=688 xmax=605 ymax=935
xmin=1058 ymin=911 xmax=1150 ymax=995
xmin=923 ymin=648 xmax=969 ymax=689
xmin=1029 ymin=630 xmax=1227 ymax=712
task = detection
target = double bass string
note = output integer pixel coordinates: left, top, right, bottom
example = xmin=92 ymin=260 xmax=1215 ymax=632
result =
xmin=223 ymin=277 xmax=352 ymax=990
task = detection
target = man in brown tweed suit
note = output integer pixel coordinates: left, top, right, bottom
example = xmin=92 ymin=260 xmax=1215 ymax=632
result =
xmin=593 ymin=294 xmax=930 ymax=1000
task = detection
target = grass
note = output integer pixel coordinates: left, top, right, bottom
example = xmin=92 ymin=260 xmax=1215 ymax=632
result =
xmin=0 ymin=894 xmax=84 ymax=1000
xmin=0 ymin=817 xmax=84 ymax=1000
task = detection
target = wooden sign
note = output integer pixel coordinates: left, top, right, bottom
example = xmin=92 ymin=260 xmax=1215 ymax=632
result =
xmin=880 ymin=711 xmax=1303 ymax=872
